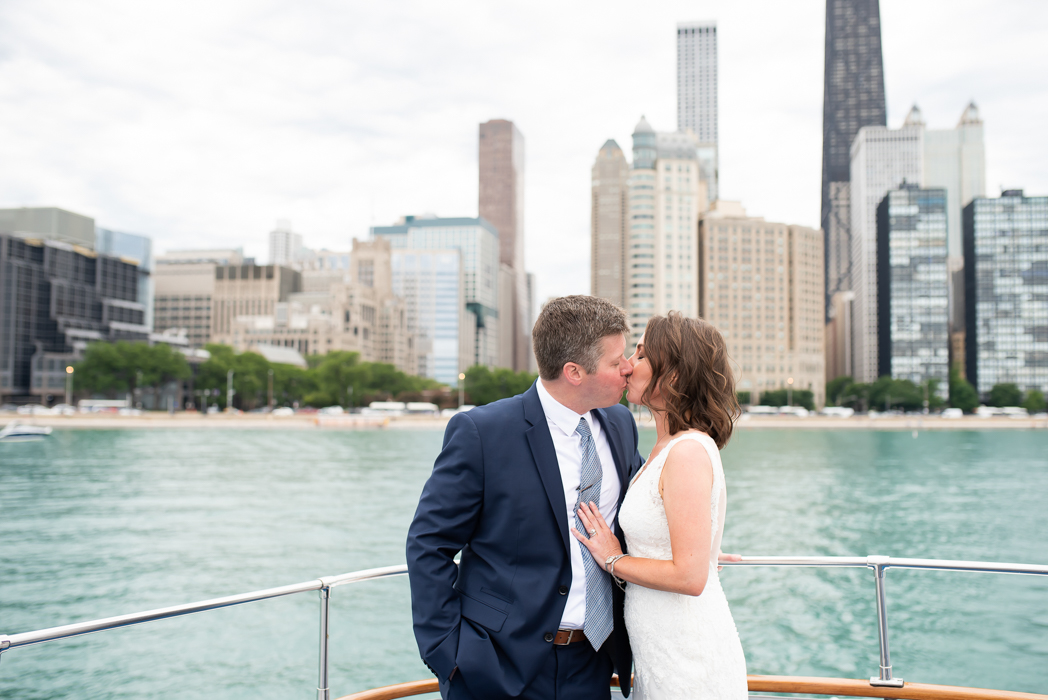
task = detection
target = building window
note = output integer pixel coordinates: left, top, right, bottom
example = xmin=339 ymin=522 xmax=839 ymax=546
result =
xmin=358 ymin=260 xmax=374 ymax=288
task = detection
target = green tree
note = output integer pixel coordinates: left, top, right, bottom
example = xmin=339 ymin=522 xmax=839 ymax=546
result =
xmin=75 ymin=341 xmax=189 ymax=403
xmin=867 ymin=376 xmax=924 ymax=412
xmin=949 ymin=364 xmax=979 ymax=413
xmin=988 ymin=383 xmax=1023 ymax=407
xmin=736 ymin=391 xmax=751 ymax=406
xmin=464 ymin=365 xmax=538 ymax=405
xmin=838 ymin=381 xmax=870 ymax=412
xmin=271 ymin=363 xmax=312 ymax=407
xmin=232 ymin=351 xmax=270 ymax=409
xmin=75 ymin=342 xmax=131 ymax=398
xmin=758 ymin=389 xmax=814 ymax=411
xmin=825 ymin=376 xmax=853 ymax=406
xmin=924 ymin=378 xmax=946 ymax=411
xmin=1022 ymin=389 xmax=1046 ymax=414
xmin=138 ymin=342 xmax=191 ymax=398
xmin=198 ymin=344 xmax=237 ymax=408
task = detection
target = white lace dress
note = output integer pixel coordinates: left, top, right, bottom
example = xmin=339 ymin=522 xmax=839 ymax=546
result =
xmin=618 ymin=432 xmax=748 ymax=699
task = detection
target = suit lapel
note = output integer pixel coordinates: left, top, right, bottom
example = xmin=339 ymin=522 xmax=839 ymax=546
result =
xmin=593 ymin=407 xmax=630 ymax=501
xmin=523 ymin=383 xmax=571 ymax=556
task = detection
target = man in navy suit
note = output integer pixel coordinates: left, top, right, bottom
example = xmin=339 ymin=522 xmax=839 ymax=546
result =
xmin=407 ymin=295 xmax=643 ymax=699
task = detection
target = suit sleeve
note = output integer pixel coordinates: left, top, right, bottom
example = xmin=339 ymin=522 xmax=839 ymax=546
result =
xmin=628 ymin=408 xmax=644 ymax=476
xmin=405 ymin=412 xmax=485 ymax=682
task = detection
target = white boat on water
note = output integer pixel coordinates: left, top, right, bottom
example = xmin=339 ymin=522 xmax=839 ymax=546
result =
xmin=0 ymin=422 xmax=53 ymax=442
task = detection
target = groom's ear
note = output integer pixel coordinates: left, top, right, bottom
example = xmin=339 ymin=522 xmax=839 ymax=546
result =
xmin=562 ymin=362 xmax=585 ymax=386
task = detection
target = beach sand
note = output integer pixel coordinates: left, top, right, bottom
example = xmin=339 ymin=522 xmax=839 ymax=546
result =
xmin=4 ymin=411 xmax=1047 ymax=431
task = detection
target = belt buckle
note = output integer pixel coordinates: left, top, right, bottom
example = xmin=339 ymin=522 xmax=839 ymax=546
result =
xmin=564 ymin=629 xmax=576 ymax=644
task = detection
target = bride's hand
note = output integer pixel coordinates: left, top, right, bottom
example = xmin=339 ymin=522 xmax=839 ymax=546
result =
xmin=570 ymin=502 xmax=622 ymax=564
xmin=717 ymin=551 xmax=741 ymax=572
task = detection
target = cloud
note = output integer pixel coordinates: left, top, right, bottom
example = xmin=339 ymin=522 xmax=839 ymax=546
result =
xmin=0 ymin=0 xmax=1044 ymax=305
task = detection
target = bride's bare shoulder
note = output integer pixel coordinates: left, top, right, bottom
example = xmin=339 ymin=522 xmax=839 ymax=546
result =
xmin=663 ymin=432 xmax=713 ymax=470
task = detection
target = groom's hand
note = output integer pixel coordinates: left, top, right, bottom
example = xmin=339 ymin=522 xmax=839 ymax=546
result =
xmin=717 ymin=551 xmax=741 ymax=572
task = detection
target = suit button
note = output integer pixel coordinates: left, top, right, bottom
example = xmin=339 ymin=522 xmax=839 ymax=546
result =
xmin=544 ymin=632 xmax=554 ymax=643
xmin=558 ymin=585 xmax=568 ymax=595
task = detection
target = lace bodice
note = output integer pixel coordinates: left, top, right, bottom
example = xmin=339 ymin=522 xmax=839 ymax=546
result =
xmin=620 ymin=432 xmax=727 ymax=569
xmin=617 ymin=431 xmax=747 ymax=700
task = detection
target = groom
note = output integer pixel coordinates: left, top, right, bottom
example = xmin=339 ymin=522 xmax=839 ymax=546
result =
xmin=407 ymin=295 xmax=642 ymax=699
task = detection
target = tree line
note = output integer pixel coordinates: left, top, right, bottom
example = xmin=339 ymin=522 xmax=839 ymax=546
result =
xmin=73 ymin=341 xmax=540 ymax=410
xmin=824 ymin=366 xmax=1045 ymax=414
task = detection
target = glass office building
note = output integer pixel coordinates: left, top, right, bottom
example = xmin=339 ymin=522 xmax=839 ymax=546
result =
xmin=877 ymin=186 xmax=949 ymax=398
xmin=390 ymin=251 xmax=464 ymax=385
xmin=96 ymin=227 xmax=154 ymax=329
xmin=371 ymin=216 xmax=499 ymax=373
xmin=0 ymin=235 xmax=147 ymax=402
xmin=963 ymin=191 xmax=1048 ymax=396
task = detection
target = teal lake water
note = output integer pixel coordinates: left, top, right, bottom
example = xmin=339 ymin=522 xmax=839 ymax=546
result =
xmin=1 ymin=427 xmax=1047 ymax=698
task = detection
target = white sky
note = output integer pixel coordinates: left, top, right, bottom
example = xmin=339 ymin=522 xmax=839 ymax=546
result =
xmin=1 ymin=0 xmax=1045 ymax=305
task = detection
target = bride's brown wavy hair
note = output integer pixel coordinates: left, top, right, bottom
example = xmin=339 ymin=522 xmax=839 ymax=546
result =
xmin=638 ymin=312 xmax=740 ymax=449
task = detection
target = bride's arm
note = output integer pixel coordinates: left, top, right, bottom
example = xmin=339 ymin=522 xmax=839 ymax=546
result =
xmin=572 ymin=440 xmax=713 ymax=596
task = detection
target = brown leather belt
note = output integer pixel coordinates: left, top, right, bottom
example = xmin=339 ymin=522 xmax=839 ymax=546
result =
xmin=554 ymin=629 xmax=587 ymax=645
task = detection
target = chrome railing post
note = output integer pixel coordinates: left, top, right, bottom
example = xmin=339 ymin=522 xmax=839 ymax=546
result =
xmin=317 ymin=586 xmax=331 ymax=700
xmin=867 ymin=556 xmax=904 ymax=688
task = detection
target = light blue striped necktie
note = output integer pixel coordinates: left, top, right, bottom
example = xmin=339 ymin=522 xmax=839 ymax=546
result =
xmin=574 ymin=416 xmax=613 ymax=651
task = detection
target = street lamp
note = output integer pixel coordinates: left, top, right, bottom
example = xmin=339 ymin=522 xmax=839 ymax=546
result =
xmin=65 ymin=366 xmax=74 ymax=407
xmin=458 ymin=373 xmax=466 ymax=408
xmin=268 ymin=369 xmax=274 ymax=411
xmin=787 ymin=377 xmax=794 ymax=407
xmin=226 ymin=369 xmax=234 ymax=412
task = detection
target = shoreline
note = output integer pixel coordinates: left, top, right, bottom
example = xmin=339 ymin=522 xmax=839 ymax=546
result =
xmin=4 ymin=412 xmax=1048 ymax=431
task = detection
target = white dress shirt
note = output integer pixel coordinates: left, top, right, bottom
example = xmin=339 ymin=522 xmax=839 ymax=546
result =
xmin=536 ymin=378 xmax=622 ymax=630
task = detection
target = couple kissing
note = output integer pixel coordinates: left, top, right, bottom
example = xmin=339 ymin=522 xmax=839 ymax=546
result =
xmin=407 ymin=295 xmax=747 ymax=699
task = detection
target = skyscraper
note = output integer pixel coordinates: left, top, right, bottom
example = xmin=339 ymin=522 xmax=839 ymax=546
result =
xmin=964 ymin=191 xmax=1048 ymax=397
xmin=626 ymin=117 xmax=708 ymax=344
xmin=698 ymin=201 xmax=826 ymax=407
xmin=590 ymin=139 xmax=629 ymax=308
xmin=371 ymin=215 xmax=500 ymax=374
xmin=820 ymin=0 xmax=887 ymax=314
xmin=269 ymin=219 xmax=303 ymax=266
xmin=848 ymin=105 xmax=986 ymax=383
xmin=876 ymin=186 xmax=949 ymax=398
xmin=478 ymin=119 xmax=530 ymax=371
xmin=677 ymin=21 xmax=719 ymax=202
xmin=849 ymin=117 xmax=923 ymax=383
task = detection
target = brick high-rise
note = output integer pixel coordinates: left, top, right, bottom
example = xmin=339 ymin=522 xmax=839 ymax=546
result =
xmin=479 ymin=119 xmax=530 ymax=371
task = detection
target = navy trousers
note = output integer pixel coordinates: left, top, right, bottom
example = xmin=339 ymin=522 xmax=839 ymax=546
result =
xmin=441 ymin=641 xmax=614 ymax=700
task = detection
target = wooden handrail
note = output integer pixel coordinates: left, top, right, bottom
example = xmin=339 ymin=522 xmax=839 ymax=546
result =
xmin=335 ymin=675 xmax=1048 ymax=700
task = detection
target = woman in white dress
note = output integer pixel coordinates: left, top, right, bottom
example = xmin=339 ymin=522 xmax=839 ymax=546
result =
xmin=572 ymin=312 xmax=748 ymax=699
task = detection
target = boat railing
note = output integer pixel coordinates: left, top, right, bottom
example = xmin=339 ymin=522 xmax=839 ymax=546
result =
xmin=1 ymin=556 xmax=1046 ymax=700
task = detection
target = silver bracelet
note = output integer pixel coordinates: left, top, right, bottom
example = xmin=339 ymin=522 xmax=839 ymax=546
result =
xmin=604 ymin=554 xmax=629 ymax=580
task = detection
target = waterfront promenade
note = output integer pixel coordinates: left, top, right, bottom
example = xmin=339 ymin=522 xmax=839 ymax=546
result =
xmin=4 ymin=411 xmax=1047 ymax=431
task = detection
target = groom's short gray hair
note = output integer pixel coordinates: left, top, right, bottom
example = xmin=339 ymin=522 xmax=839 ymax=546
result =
xmin=533 ymin=295 xmax=630 ymax=381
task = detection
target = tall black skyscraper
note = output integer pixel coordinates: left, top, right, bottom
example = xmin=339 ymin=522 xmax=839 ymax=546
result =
xmin=821 ymin=0 xmax=887 ymax=316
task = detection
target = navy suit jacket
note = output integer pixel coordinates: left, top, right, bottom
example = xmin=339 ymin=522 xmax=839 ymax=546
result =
xmin=406 ymin=382 xmax=643 ymax=698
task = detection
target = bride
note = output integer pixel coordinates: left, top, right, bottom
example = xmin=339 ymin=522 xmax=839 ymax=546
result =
xmin=572 ymin=312 xmax=748 ymax=699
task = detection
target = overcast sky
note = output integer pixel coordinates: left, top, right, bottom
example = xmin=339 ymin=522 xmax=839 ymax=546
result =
xmin=1 ymin=0 xmax=1045 ymax=304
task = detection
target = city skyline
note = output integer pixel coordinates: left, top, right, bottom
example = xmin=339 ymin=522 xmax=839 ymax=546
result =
xmin=1 ymin=1 xmax=1046 ymax=306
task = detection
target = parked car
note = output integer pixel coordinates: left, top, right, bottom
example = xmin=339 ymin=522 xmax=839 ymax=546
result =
xmin=440 ymin=405 xmax=476 ymax=417
xmin=941 ymin=408 xmax=963 ymax=419
xmin=318 ymin=406 xmax=345 ymax=415
xmin=272 ymin=406 xmax=295 ymax=417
